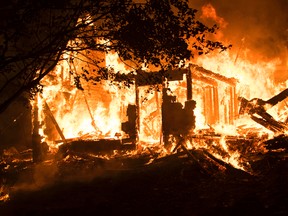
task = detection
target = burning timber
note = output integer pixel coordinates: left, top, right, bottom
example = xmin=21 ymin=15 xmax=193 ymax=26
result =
xmin=239 ymin=88 xmax=288 ymax=133
xmin=33 ymin=65 xmax=235 ymax=155
xmin=1 ymin=62 xmax=288 ymax=213
xmin=27 ymin=63 xmax=288 ymax=168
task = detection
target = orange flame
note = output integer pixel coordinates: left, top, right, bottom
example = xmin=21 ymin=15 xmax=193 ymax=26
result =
xmin=32 ymin=9 xmax=288 ymax=172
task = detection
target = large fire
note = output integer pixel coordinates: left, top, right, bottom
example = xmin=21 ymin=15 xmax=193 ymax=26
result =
xmin=31 ymin=4 xmax=288 ymax=173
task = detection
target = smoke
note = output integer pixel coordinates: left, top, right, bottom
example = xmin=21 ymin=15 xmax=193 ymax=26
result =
xmin=189 ymin=0 xmax=288 ymax=56
xmin=189 ymin=0 xmax=288 ymax=81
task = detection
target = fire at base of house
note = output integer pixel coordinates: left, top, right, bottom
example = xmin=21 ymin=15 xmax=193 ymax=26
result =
xmin=26 ymin=60 xmax=288 ymax=173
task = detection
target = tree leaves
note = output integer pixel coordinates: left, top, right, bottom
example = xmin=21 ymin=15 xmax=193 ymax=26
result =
xmin=0 ymin=0 xmax=231 ymax=112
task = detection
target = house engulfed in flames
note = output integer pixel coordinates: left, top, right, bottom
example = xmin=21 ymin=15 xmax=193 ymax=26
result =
xmin=32 ymin=48 xmax=288 ymax=171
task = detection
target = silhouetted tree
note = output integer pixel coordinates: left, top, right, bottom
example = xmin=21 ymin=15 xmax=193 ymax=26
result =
xmin=0 ymin=0 xmax=230 ymax=113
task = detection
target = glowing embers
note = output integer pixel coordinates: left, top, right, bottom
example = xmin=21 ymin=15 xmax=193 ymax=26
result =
xmin=0 ymin=186 xmax=9 ymax=202
xmin=187 ymin=134 xmax=253 ymax=171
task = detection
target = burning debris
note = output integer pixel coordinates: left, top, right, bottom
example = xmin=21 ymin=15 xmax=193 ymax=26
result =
xmin=1 ymin=7 xmax=288 ymax=206
xmin=1 ymin=50 xmax=288 ymax=216
xmin=1 ymin=1 xmax=288 ymax=214
xmin=239 ymin=88 xmax=288 ymax=133
xmin=20 ymin=52 xmax=286 ymax=177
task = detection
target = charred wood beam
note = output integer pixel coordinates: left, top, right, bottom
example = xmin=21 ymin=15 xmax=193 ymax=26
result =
xmin=173 ymin=136 xmax=208 ymax=173
xmin=190 ymin=71 xmax=218 ymax=86
xmin=186 ymin=67 xmax=192 ymax=100
xmin=41 ymin=97 xmax=67 ymax=143
xmin=58 ymin=139 xmax=136 ymax=156
xmin=135 ymin=83 xmax=140 ymax=141
xmin=239 ymin=98 xmax=287 ymax=132
xmin=202 ymin=149 xmax=232 ymax=170
xmin=250 ymin=115 xmax=287 ymax=132
xmin=121 ymin=104 xmax=137 ymax=141
xmin=32 ymin=96 xmax=42 ymax=162
xmin=266 ymin=88 xmax=288 ymax=106
xmin=108 ymin=65 xmax=235 ymax=91
xmin=239 ymin=89 xmax=288 ymax=132
xmin=190 ymin=64 xmax=237 ymax=86
xmin=239 ymin=88 xmax=288 ymax=115
xmin=135 ymin=69 xmax=188 ymax=86
xmin=264 ymin=134 xmax=288 ymax=151
xmin=82 ymin=91 xmax=100 ymax=132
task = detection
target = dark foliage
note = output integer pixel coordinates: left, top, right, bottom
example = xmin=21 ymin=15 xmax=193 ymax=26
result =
xmin=0 ymin=0 xmax=230 ymax=113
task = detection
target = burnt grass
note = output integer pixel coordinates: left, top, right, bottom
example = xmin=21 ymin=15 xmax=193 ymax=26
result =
xmin=1 ymin=151 xmax=288 ymax=216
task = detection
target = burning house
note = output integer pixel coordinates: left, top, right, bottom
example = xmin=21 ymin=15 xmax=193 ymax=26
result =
xmin=34 ymin=59 xmax=237 ymax=150
xmin=29 ymin=46 xmax=288 ymax=172
xmin=1 ymin=1 xmax=288 ymax=214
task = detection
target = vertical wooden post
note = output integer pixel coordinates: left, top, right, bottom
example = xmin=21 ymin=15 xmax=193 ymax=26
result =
xmin=208 ymin=86 xmax=213 ymax=124
xmin=32 ymin=95 xmax=42 ymax=163
xmin=155 ymin=89 xmax=162 ymax=144
xmin=229 ymin=86 xmax=234 ymax=124
xmin=204 ymin=86 xmax=213 ymax=125
xmin=233 ymin=86 xmax=238 ymax=120
xmin=43 ymin=101 xmax=66 ymax=142
xmin=213 ymin=87 xmax=219 ymax=124
xmin=40 ymin=95 xmax=67 ymax=143
xmin=135 ymin=82 xmax=140 ymax=144
xmin=224 ymin=104 xmax=228 ymax=124
xmin=203 ymin=87 xmax=207 ymax=124
xmin=186 ymin=67 xmax=192 ymax=101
